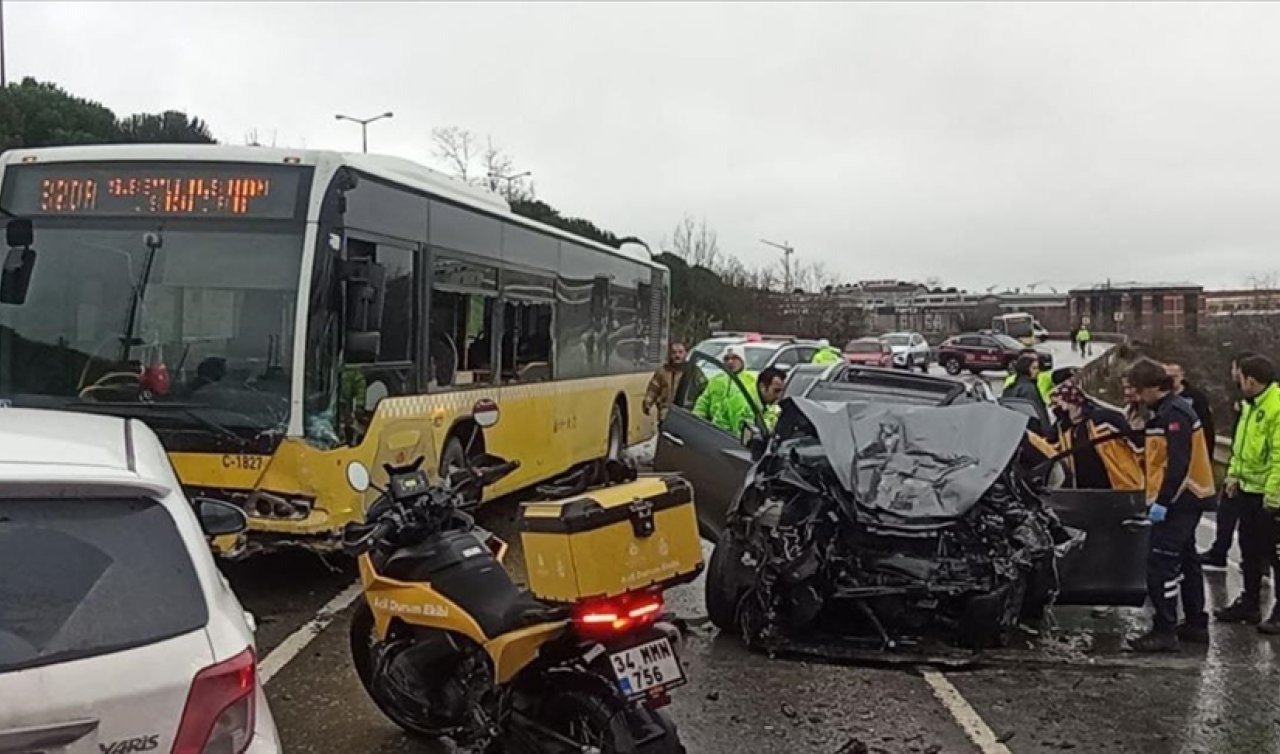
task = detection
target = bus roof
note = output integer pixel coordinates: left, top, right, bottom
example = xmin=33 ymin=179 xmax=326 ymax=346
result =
xmin=0 ymin=143 xmax=664 ymax=272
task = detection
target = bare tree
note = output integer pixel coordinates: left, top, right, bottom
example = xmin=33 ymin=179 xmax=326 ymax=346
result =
xmin=244 ymin=128 xmax=279 ymax=147
xmin=669 ymin=215 xmax=721 ymax=270
xmin=431 ymin=126 xmax=533 ymax=201
xmin=431 ymin=126 xmax=478 ymax=182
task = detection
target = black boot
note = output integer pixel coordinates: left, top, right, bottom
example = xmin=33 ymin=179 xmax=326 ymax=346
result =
xmin=1177 ymin=618 xmax=1210 ymax=644
xmin=1130 ymin=629 xmax=1180 ymax=653
xmin=1258 ymin=607 xmax=1280 ymax=635
xmin=1215 ymin=597 xmax=1262 ymax=624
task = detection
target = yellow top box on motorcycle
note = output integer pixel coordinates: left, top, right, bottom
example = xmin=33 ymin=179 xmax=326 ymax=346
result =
xmin=518 ymin=474 xmax=703 ymax=603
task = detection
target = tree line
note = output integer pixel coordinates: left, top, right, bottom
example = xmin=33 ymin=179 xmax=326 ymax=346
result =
xmin=0 ymin=77 xmax=214 ymax=150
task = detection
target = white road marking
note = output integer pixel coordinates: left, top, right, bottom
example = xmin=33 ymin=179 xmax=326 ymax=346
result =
xmin=259 ymin=581 xmax=363 ymax=685
xmin=921 ymin=670 xmax=1013 ymax=754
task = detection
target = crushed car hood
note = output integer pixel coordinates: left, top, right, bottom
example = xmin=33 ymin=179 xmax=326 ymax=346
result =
xmin=782 ymin=397 xmax=1028 ymax=526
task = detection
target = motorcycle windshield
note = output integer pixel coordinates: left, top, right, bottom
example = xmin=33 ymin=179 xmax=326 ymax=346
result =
xmin=779 ymin=397 xmax=1028 ymax=526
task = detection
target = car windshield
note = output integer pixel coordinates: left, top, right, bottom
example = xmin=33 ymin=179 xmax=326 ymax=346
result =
xmin=0 ymin=496 xmax=208 ymax=673
xmin=0 ymin=222 xmax=304 ymax=441
xmin=883 ymin=334 xmax=910 ymax=346
xmin=845 ymin=340 xmax=884 ymax=353
xmin=742 ymin=345 xmax=777 ymax=370
xmin=692 ymin=339 xmax=736 ymax=359
xmin=990 ymin=333 xmax=1025 ymax=350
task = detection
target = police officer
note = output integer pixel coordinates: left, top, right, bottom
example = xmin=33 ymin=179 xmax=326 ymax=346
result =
xmin=811 ymin=339 xmax=843 ymax=365
xmin=693 ymin=346 xmax=747 ymax=421
xmin=1127 ymin=358 xmax=1215 ymax=651
xmin=1076 ymin=322 xmax=1093 ymax=357
xmin=715 ymin=366 xmax=787 ymax=437
xmin=1200 ymin=351 xmax=1259 ymax=569
xmin=1213 ymin=355 xmax=1280 ymax=632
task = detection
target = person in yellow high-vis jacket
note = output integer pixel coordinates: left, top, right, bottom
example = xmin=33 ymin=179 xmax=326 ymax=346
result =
xmin=1215 ymin=355 xmax=1280 ymax=634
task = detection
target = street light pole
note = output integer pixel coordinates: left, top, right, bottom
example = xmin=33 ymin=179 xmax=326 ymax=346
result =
xmin=760 ymin=238 xmax=795 ymax=291
xmin=487 ymin=170 xmax=532 ymax=199
xmin=334 ymin=111 xmax=394 ymax=154
xmin=2 ymin=0 xmax=8 ymax=88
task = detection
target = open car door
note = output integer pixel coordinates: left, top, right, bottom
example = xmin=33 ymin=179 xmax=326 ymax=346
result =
xmin=653 ymin=352 xmax=764 ymax=541
xmin=1002 ymin=395 xmax=1150 ymax=608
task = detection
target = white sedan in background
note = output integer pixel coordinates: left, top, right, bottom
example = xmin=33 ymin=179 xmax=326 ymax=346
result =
xmin=0 ymin=409 xmax=279 ymax=754
xmin=881 ymin=331 xmax=931 ymax=371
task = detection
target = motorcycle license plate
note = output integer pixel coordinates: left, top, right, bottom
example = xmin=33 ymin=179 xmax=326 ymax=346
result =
xmin=608 ymin=638 xmax=685 ymax=699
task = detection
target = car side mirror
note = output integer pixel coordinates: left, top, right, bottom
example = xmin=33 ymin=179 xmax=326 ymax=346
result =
xmin=741 ymin=423 xmax=767 ymax=459
xmin=195 ymin=497 xmax=248 ymax=537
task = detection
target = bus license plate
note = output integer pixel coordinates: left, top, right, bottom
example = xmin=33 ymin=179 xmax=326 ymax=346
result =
xmin=609 ymin=638 xmax=684 ymax=699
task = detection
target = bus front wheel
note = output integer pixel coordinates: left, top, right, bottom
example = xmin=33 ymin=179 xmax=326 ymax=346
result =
xmin=441 ymin=436 xmax=481 ymax=505
xmin=606 ymin=404 xmax=625 ymax=462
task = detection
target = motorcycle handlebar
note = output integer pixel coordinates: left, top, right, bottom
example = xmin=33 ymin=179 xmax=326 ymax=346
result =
xmin=342 ymin=518 xmax=396 ymax=554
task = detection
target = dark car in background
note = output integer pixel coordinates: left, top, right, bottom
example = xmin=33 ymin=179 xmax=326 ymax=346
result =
xmin=935 ymin=331 xmax=1054 ymax=376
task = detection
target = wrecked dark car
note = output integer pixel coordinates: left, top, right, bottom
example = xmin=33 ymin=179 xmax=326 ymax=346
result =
xmin=705 ymin=397 xmax=1078 ymax=651
xmin=655 ymin=353 xmax=1153 ymax=654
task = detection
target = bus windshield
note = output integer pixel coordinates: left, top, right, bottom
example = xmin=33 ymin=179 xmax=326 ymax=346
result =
xmin=993 ymin=314 xmax=1033 ymax=339
xmin=0 ymin=221 xmax=304 ymax=447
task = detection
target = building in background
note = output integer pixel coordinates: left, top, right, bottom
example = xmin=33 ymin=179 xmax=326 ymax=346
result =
xmin=1068 ymin=282 xmax=1203 ymax=335
xmin=1202 ymin=288 xmax=1280 ymax=318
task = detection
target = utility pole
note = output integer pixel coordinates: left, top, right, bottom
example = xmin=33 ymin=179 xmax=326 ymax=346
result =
xmin=760 ymin=239 xmax=795 ymax=291
xmin=334 ymin=111 xmax=394 ymax=154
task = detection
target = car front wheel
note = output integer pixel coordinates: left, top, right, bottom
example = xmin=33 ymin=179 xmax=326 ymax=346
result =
xmin=943 ymin=357 xmax=962 ymax=376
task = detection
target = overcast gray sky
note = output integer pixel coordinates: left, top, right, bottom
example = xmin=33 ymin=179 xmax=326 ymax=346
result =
xmin=11 ymin=2 xmax=1280 ymax=291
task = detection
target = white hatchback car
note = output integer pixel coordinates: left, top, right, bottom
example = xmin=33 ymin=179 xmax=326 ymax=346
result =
xmin=0 ymin=409 xmax=280 ymax=754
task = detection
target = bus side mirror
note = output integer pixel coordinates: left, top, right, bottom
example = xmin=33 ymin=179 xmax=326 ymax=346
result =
xmin=0 ymin=247 xmax=35 ymax=305
xmin=7 ymin=218 xmax=33 ymax=248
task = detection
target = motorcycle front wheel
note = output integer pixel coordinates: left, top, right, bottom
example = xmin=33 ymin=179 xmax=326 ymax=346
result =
xmin=349 ymin=603 xmax=447 ymax=740
xmin=536 ymin=690 xmax=684 ymax=754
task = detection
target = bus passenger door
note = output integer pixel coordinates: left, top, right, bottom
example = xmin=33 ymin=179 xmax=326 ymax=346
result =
xmin=339 ymin=238 xmax=419 ymax=451
xmin=497 ymin=295 xmax=558 ymax=483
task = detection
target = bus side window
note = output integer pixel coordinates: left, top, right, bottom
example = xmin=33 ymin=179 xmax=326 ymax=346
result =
xmin=429 ymin=255 xmax=500 ymax=389
xmin=502 ymin=299 xmax=553 ymax=384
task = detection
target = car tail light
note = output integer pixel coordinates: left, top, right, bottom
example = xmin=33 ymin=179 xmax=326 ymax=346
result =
xmin=573 ymin=592 xmax=664 ymax=639
xmin=172 ymin=648 xmax=256 ymax=754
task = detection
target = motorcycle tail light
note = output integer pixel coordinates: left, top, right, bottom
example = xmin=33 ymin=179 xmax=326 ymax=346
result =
xmin=573 ymin=592 xmax=664 ymax=638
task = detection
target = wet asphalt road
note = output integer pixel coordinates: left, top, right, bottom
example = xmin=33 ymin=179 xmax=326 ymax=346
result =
xmin=222 ymin=341 xmax=1280 ymax=753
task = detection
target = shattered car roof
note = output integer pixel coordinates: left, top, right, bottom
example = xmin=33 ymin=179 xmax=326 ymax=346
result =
xmin=782 ymin=397 xmax=1029 ymax=527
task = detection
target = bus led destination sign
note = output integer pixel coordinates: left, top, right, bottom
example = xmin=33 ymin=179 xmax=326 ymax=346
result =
xmin=2 ymin=163 xmax=305 ymax=219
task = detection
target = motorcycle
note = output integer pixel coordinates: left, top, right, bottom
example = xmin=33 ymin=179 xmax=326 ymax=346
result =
xmin=341 ymin=450 xmax=687 ymax=753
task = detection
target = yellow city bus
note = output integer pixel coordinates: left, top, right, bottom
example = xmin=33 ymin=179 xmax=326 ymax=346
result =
xmin=0 ymin=145 xmax=669 ymax=556
xmin=990 ymin=312 xmax=1045 ymax=346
